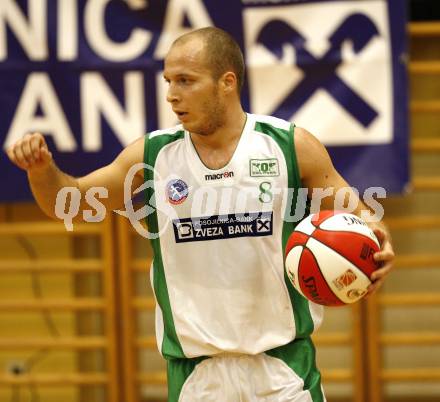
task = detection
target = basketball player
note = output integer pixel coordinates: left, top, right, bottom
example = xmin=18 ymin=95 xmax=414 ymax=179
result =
xmin=7 ymin=27 xmax=394 ymax=402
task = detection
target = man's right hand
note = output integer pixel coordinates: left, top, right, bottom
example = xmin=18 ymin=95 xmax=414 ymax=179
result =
xmin=6 ymin=132 xmax=53 ymax=171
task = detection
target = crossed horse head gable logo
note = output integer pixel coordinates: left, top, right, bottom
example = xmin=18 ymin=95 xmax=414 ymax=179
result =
xmin=256 ymin=13 xmax=380 ymax=128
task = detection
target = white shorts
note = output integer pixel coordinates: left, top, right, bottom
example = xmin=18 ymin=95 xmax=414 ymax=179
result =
xmin=166 ymin=338 xmax=326 ymax=402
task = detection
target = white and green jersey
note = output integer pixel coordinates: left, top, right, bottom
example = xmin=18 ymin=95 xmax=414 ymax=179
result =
xmin=144 ymin=113 xmax=323 ymax=359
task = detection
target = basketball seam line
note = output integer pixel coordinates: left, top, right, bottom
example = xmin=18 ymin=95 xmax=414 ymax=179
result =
xmin=311 ymin=212 xmax=335 ymax=228
xmin=300 ymin=244 xmax=343 ymax=305
xmin=315 ymin=227 xmax=378 ymax=246
xmin=307 ymin=238 xmax=373 ymax=284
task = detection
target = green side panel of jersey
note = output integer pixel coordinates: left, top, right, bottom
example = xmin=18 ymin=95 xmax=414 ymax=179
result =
xmin=144 ymin=131 xmax=186 ymax=359
xmin=167 ymin=356 xmax=209 ymax=402
xmin=266 ymin=338 xmax=324 ymax=402
xmin=254 ymin=121 xmax=314 ymax=338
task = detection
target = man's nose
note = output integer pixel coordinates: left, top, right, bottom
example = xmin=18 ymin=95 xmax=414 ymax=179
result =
xmin=166 ymin=84 xmax=180 ymax=103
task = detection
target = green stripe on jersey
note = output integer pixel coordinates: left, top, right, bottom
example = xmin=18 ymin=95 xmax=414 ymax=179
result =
xmin=266 ymin=337 xmax=324 ymax=402
xmin=144 ymin=130 xmax=186 ymax=359
xmin=254 ymin=121 xmax=314 ymax=338
xmin=167 ymin=356 xmax=209 ymax=402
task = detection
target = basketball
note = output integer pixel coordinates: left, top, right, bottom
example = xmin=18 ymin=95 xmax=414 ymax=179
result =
xmin=285 ymin=211 xmax=380 ymax=306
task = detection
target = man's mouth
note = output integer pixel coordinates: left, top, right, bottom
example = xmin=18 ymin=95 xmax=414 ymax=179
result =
xmin=174 ymin=111 xmax=188 ymax=120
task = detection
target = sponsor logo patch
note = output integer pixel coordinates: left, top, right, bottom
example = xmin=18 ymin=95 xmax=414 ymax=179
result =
xmin=347 ymin=288 xmax=367 ymax=300
xmin=250 ymin=158 xmax=279 ymax=177
xmin=166 ymin=179 xmax=188 ymax=205
xmin=173 ymin=211 xmax=273 ymax=243
xmin=333 ymin=269 xmax=357 ymax=290
xmin=360 ymin=243 xmax=376 ymax=261
xmin=205 ymin=171 xmax=234 ymax=181
xmin=302 ymin=275 xmax=326 ymax=305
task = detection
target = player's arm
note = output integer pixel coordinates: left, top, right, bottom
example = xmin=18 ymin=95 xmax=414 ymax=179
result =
xmin=294 ymin=126 xmax=394 ymax=293
xmin=6 ymin=132 xmax=145 ymax=220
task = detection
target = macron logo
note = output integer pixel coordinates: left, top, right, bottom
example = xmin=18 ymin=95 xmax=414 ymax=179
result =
xmin=205 ymin=171 xmax=234 ymax=181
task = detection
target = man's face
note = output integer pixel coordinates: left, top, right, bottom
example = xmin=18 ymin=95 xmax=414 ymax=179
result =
xmin=164 ymin=38 xmax=226 ymax=135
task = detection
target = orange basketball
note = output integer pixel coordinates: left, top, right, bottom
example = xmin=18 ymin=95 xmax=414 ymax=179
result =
xmin=285 ymin=211 xmax=380 ymax=306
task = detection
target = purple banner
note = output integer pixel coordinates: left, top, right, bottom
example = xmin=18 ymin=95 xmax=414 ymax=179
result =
xmin=0 ymin=0 xmax=408 ymax=201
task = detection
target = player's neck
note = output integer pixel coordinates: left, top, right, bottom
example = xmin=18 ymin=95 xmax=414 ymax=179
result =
xmin=191 ymin=106 xmax=247 ymax=150
xmin=190 ymin=105 xmax=247 ymax=170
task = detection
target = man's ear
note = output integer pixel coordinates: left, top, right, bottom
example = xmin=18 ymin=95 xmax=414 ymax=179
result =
xmin=220 ymin=71 xmax=237 ymax=94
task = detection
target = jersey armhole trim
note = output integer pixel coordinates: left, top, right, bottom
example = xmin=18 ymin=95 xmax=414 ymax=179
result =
xmin=143 ymin=133 xmax=149 ymax=185
xmin=290 ymin=123 xmax=302 ymax=190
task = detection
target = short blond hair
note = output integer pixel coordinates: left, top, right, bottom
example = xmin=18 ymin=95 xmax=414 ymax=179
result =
xmin=173 ymin=27 xmax=245 ymax=93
